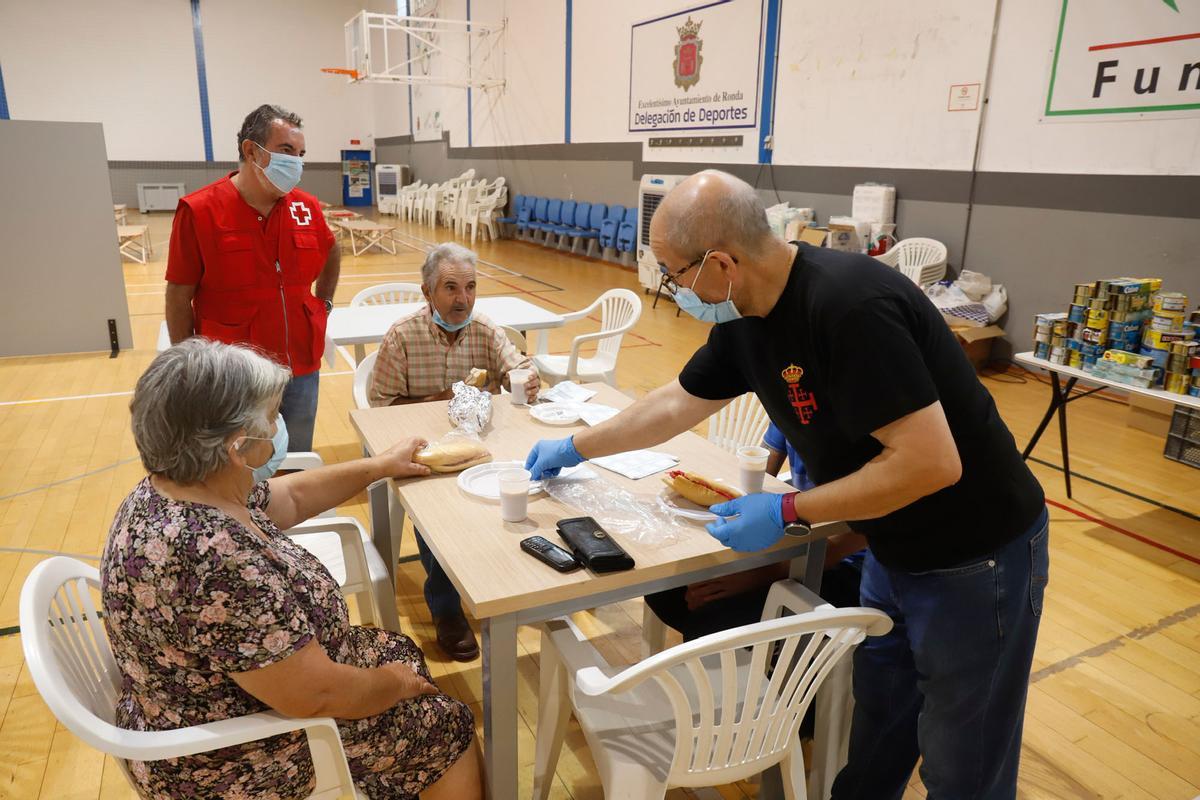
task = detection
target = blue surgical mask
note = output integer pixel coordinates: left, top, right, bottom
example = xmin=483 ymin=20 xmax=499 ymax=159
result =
xmin=674 ymin=258 xmax=742 ymax=324
xmin=433 ymin=308 xmax=473 ymax=333
xmin=240 ymin=414 xmax=289 ymax=483
xmin=252 ymin=141 xmax=304 ymax=194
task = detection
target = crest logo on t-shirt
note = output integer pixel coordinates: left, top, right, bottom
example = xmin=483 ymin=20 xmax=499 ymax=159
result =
xmin=782 ymin=363 xmax=818 ymax=425
xmin=288 ymin=201 xmax=312 ymax=226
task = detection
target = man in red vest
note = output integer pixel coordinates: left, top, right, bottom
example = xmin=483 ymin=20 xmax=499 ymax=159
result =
xmin=164 ymin=104 xmax=339 ymax=452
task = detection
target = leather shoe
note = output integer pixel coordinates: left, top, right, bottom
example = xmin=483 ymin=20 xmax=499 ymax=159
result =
xmin=434 ymin=612 xmax=480 ymax=661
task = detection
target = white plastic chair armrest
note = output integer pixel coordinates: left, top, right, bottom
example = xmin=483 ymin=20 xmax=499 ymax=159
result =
xmin=565 ymin=328 xmax=626 ymax=379
xmin=560 ymin=294 xmax=605 ymax=324
xmin=280 ymin=452 xmax=324 ymax=472
xmin=101 ymin=711 xmax=344 ymax=761
xmin=282 ymin=516 xmax=366 ymax=546
xmin=761 ymin=579 xmax=833 ymax=622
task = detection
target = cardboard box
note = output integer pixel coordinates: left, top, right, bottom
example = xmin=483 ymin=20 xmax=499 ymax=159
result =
xmin=951 ymin=324 xmax=1005 ymax=371
xmin=826 ymin=223 xmax=858 ymax=251
xmin=797 ymin=226 xmax=828 ymax=247
xmin=1126 ymin=393 xmax=1173 ymax=436
xmin=784 ymin=219 xmax=806 ymax=241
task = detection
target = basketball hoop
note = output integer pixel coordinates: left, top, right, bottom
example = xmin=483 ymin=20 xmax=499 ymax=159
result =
xmin=322 ymin=67 xmax=362 ymax=80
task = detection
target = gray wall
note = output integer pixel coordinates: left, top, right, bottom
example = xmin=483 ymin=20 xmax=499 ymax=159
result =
xmin=378 ymin=135 xmax=1199 ymax=357
xmin=0 ymin=120 xmax=134 ymax=356
xmin=107 ymin=162 xmax=344 ymax=209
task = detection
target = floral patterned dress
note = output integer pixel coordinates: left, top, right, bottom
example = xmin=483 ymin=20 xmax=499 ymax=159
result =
xmin=100 ymin=477 xmax=474 ymax=799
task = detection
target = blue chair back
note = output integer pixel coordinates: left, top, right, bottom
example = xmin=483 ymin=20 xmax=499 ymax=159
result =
xmin=559 ymin=200 xmax=576 ymax=228
xmin=623 ymin=206 xmax=638 ymax=225
xmin=588 ymin=204 xmax=607 ymax=230
xmin=545 ymin=199 xmax=563 ymax=226
xmin=574 ymin=202 xmax=591 ymax=229
xmin=534 ymin=197 xmax=549 ymax=222
xmin=606 ymin=204 xmax=625 ymax=224
xmin=599 ymin=220 xmax=618 ymax=248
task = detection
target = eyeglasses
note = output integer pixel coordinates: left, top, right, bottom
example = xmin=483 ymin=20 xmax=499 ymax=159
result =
xmin=657 ymin=249 xmax=737 ymax=294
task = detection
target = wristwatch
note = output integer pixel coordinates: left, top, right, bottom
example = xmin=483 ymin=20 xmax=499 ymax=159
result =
xmin=780 ymin=492 xmax=812 ymax=538
xmin=322 ymin=298 xmax=333 ymax=313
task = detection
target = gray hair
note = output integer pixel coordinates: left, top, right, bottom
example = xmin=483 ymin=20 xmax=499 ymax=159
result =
xmin=130 ymin=339 xmax=291 ymax=483
xmin=236 ymin=103 xmax=303 ymax=161
xmin=663 ymin=169 xmax=774 ymax=259
xmin=420 ymin=242 xmax=477 ymax=290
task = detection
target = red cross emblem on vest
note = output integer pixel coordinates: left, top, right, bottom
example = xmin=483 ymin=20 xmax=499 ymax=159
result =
xmin=782 ymin=364 xmax=818 ymax=425
xmin=289 ymin=201 xmax=312 ymax=226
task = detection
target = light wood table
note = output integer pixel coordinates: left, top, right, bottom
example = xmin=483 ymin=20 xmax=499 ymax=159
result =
xmin=332 ymin=218 xmax=397 ymax=256
xmin=350 ymin=384 xmax=846 ymax=800
xmin=117 ymin=224 xmax=151 ymax=263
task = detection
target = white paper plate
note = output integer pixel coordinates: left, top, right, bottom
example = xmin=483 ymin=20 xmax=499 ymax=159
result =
xmin=657 ymin=487 xmax=721 ymax=523
xmin=457 ymin=461 xmax=588 ymax=501
xmin=529 ymin=403 xmax=581 ymax=426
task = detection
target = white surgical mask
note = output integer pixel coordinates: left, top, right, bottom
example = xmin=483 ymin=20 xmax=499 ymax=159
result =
xmin=252 ymin=141 xmax=303 ymax=194
xmin=673 ymin=254 xmax=742 ymax=324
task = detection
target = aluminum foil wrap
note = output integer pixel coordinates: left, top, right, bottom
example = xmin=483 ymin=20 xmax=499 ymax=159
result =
xmin=447 ymin=381 xmax=492 ymax=435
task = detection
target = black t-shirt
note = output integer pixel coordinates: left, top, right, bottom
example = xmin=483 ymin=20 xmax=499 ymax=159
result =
xmin=679 ymin=243 xmax=1045 ymax=571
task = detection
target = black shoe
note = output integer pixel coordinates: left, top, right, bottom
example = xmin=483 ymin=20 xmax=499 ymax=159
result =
xmin=434 ymin=612 xmax=480 ymax=662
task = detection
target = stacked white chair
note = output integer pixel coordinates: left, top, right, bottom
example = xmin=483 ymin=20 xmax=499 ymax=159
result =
xmin=874 ymin=237 xmax=947 ymax=287
xmin=466 ymin=178 xmax=507 ymax=244
xmin=533 ymin=579 xmax=892 ymax=799
xmin=20 ymin=557 xmax=365 ymax=799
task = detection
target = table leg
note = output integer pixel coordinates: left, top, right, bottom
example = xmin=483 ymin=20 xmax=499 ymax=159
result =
xmin=367 ymin=475 xmax=395 ymax=585
xmin=482 ymin=613 xmax=520 ymax=800
xmin=354 ymin=343 xmax=366 ymax=365
xmin=1053 ymin=372 xmax=1073 ymax=498
xmin=1022 ymin=386 xmax=1061 ymax=460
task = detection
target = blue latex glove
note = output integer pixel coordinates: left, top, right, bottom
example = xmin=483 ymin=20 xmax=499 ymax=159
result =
xmin=706 ymin=493 xmax=787 ymax=552
xmin=524 ymin=436 xmax=585 ymax=480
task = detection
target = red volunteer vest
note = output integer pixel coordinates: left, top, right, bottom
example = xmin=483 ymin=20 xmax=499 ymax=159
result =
xmin=182 ymin=176 xmax=330 ymax=376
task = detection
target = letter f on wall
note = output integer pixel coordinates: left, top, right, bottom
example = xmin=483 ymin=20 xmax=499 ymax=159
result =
xmin=1093 ymin=60 xmax=1119 ymax=97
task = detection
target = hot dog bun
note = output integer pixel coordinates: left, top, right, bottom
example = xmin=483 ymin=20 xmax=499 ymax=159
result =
xmin=465 ymin=368 xmax=488 ymax=388
xmin=661 ymin=470 xmax=743 ymax=508
xmin=414 ymin=439 xmax=492 ymax=473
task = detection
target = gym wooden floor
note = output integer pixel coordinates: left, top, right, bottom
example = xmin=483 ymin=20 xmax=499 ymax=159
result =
xmin=1 ymin=209 xmax=1197 ymax=800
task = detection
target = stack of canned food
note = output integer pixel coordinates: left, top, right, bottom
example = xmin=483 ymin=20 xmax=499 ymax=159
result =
xmin=1033 ymin=281 xmax=1198 ymax=394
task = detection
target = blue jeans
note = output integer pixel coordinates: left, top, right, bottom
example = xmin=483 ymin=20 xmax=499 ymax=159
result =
xmin=415 ymin=531 xmax=463 ymax=620
xmin=279 ymin=371 xmax=319 ymax=452
xmin=831 ymin=508 xmax=1049 ymax=800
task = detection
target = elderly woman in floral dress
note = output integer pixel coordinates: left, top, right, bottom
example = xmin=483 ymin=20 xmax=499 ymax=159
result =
xmin=101 ymin=338 xmax=483 ymax=799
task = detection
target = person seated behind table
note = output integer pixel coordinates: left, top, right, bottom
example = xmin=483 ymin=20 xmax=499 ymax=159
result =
xmin=368 ymin=241 xmax=539 ymax=661
xmin=644 ymin=421 xmax=867 ymax=642
xmin=101 ymin=339 xmax=483 ymax=800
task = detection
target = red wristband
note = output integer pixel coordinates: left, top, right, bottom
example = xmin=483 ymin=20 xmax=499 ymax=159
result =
xmin=780 ymin=492 xmax=800 ymax=524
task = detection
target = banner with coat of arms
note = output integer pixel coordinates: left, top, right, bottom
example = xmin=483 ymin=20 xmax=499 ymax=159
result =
xmin=628 ymin=0 xmax=764 ymax=133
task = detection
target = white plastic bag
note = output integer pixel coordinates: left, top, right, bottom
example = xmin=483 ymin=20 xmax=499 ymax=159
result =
xmin=955 ymin=270 xmax=993 ymax=302
xmin=541 ymin=471 xmax=687 ymax=547
xmin=982 ymin=284 xmax=1008 ymax=323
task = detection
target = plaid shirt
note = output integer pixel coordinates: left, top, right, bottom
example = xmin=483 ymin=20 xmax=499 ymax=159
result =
xmin=368 ymin=305 xmax=533 ymax=406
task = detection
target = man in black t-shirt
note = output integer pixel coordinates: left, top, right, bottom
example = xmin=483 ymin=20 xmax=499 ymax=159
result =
xmin=525 ymin=170 xmax=1049 ymax=799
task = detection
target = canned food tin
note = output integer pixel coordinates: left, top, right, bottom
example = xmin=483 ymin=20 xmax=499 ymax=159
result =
xmin=1154 ymin=292 xmax=1188 ymax=313
xmin=1165 ymin=372 xmax=1189 ymax=394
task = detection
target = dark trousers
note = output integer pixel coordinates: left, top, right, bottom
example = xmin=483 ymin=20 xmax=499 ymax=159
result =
xmin=831 ymin=510 xmax=1049 ymax=800
xmin=415 ymin=531 xmax=463 ymax=620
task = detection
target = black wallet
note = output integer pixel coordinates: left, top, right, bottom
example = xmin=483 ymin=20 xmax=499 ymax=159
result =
xmin=556 ymin=516 xmax=635 ymax=573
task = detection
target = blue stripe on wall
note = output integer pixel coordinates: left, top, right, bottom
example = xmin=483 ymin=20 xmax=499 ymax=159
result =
xmin=564 ymin=0 xmax=573 ymax=143
xmin=466 ymin=0 xmax=473 ymax=148
xmin=0 ymin=61 xmax=10 ymax=120
xmin=190 ymin=0 xmax=214 ymax=161
xmin=757 ymin=0 xmax=781 ymax=164
xmin=406 ymin=13 xmax=414 ymax=135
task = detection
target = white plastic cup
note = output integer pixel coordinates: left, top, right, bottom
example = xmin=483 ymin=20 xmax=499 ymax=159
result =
xmin=736 ymin=445 xmax=770 ymax=494
xmin=508 ymin=368 xmax=532 ymax=405
xmin=498 ymin=468 xmax=531 ymax=521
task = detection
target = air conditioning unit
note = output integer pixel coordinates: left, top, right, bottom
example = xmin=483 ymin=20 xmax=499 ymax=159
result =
xmin=636 ymin=174 xmax=686 ymax=292
xmin=374 ymin=164 xmax=410 ymax=214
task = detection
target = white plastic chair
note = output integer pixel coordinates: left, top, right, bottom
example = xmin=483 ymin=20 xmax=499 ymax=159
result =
xmin=279 ymin=450 xmax=401 ymax=633
xmin=534 ymin=580 xmax=891 ymax=800
xmin=874 ymin=237 xmax=947 ymax=287
xmin=19 ymin=557 xmax=363 ymax=799
xmin=709 ymin=393 xmax=772 ymax=455
xmin=352 ymin=349 xmax=378 ymax=410
xmin=466 ymin=178 xmax=507 ymax=244
xmin=350 ymin=282 xmax=424 ymax=307
xmin=531 ymin=288 xmax=642 ymax=387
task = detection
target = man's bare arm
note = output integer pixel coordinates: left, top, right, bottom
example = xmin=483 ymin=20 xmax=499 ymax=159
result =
xmin=164 ymin=282 xmax=197 ymax=344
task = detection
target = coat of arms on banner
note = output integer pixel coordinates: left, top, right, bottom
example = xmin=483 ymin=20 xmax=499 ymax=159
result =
xmin=673 ymin=16 xmax=703 ymax=91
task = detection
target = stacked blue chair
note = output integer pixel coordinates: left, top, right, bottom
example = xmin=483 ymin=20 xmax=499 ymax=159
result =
xmin=548 ymin=199 xmax=576 ymax=248
xmin=551 ymin=200 xmax=587 ymax=250
xmin=526 ymin=197 xmax=550 ymax=241
xmin=514 ymin=197 xmax=538 ymax=239
xmin=616 ymin=206 xmax=638 ymax=254
xmin=599 ymin=204 xmax=625 ymax=251
xmin=533 ymin=199 xmax=563 ymax=244
xmin=573 ymin=203 xmax=607 ymax=256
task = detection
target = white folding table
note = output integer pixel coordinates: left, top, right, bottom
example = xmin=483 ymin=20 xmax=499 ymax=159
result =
xmin=325 ymin=297 xmax=565 ymax=366
xmin=117 ymin=224 xmax=151 ymax=263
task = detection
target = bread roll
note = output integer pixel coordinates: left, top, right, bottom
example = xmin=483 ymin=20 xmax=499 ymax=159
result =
xmin=414 ymin=439 xmax=493 ymax=473
xmin=661 ymin=470 xmax=743 ymax=508
xmin=465 ymin=368 xmax=488 ymax=388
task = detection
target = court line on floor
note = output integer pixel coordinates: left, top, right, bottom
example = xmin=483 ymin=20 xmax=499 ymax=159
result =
xmin=1030 ymin=456 xmax=1200 ymax=524
xmin=0 ymin=546 xmax=100 ymax=562
xmin=394 ymin=229 xmax=566 ymax=293
xmin=1045 ymin=498 xmax=1200 ymax=566
xmin=1030 ymin=601 xmax=1200 ymax=683
xmin=0 ymin=458 xmax=140 ymax=502
xmin=0 ymin=390 xmax=134 ymax=407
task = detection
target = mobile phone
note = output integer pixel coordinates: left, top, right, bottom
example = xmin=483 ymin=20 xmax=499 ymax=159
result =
xmin=520 ymin=536 xmax=581 ymax=572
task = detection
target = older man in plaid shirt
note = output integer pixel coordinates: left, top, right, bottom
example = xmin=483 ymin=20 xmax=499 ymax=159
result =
xmin=369 ymin=242 xmax=538 ymax=660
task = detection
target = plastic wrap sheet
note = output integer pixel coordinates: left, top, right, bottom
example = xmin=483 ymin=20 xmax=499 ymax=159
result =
xmin=542 ymin=470 xmax=688 ymax=547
